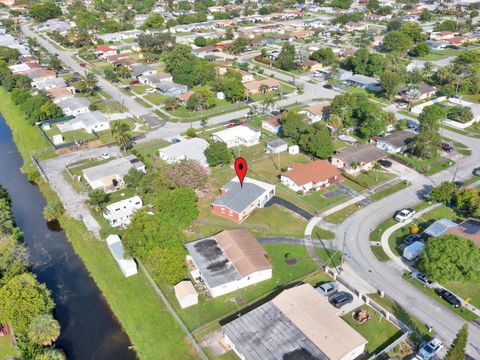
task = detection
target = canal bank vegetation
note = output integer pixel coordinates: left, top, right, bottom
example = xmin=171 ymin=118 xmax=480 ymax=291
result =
xmin=0 ymin=185 xmax=64 ymax=360
xmin=0 ymin=89 xmax=198 ymax=359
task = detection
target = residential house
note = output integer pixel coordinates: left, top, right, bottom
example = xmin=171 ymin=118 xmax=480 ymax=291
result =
xmin=426 ymin=40 xmax=449 ymax=50
xmin=156 ymin=81 xmax=188 ymax=97
xmin=82 ymin=155 xmax=146 ymax=191
xmin=57 ymin=111 xmax=109 ymax=134
xmin=344 ymin=22 xmax=367 ymax=32
xmin=244 ymin=78 xmax=280 ymax=96
xmin=374 ymin=130 xmax=415 ymax=154
xmin=138 ymin=72 xmax=173 ymax=86
xmin=261 ymin=115 xmax=282 ymax=134
xmin=106 ymin=235 xmax=138 ymax=277
xmin=131 ymin=64 xmax=155 ymax=79
xmin=26 ymin=69 xmax=56 ymax=83
xmin=319 ymin=68 xmax=353 ymax=81
xmin=330 ymin=144 xmax=386 ymax=175
xmin=8 ymin=63 xmax=30 ymax=74
xmin=266 ymin=139 xmax=288 ymax=154
xmin=211 ymin=177 xmax=275 ymax=223
xmin=346 ymin=74 xmax=381 ymax=92
xmin=57 ymin=97 xmax=90 ymax=116
xmin=222 ymin=284 xmax=367 ymax=360
xmin=95 ymin=45 xmax=117 ymax=58
xmin=281 ymin=160 xmax=342 ymax=194
xmin=211 ymin=125 xmax=261 ymax=148
xmin=33 ymin=77 xmax=67 ymax=91
xmin=186 ymin=229 xmax=272 ymax=297
xmin=104 ymin=51 xmax=133 ymax=64
xmin=192 ymin=45 xmax=219 ymax=58
xmin=97 ymin=30 xmax=143 ymax=43
xmin=112 ymin=58 xmax=140 ymax=69
xmin=103 ymin=196 xmax=143 ymax=227
xmin=424 ymin=218 xmax=457 ymax=238
xmin=174 ymin=281 xmax=198 ymax=309
xmin=176 ymin=91 xmax=194 ymax=105
xmin=158 ymin=138 xmax=209 ymax=167
xmin=300 ymin=102 xmax=330 ymax=123
xmin=47 ymin=87 xmax=74 ymax=104
xmin=299 ymin=59 xmax=323 ymax=72
xmin=430 ymin=31 xmax=455 ymax=41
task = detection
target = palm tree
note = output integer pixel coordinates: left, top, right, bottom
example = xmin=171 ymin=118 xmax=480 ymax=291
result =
xmin=40 ymin=347 xmax=66 ymax=360
xmin=423 ymin=61 xmax=433 ymax=80
xmin=28 ymin=314 xmax=61 ymax=346
xmin=327 ymin=113 xmax=343 ymax=135
xmin=373 ymin=161 xmax=382 ymax=182
xmin=405 ymin=87 xmax=421 ymax=110
xmin=111 ymin=121 xmax=132 ymax=152
xmin=165 ymin=98 xmax=179 ymax=111
xmin=263 ymin=94 xmax=276 ymax=111
xmin=78 ymin=72 xmax=97 ymax=96
xmin=259 ymin=84 xmax=269 ymax=94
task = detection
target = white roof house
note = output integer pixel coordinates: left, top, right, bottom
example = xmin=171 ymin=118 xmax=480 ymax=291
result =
xmin=58 ymin=97 xmax=91 ymax=116
xmin=106 ymin=235 xmax=138 ymax=277
xmin=174 ymin=281 xmax=198 ymax=309
xmin=211 ymin=125 xmax=261 ymax=148
xmin=159 ymin=138 xmax=209 ymax=167
xmin=57 ymin=111 xmax=110 ymax=134
xmin=103 ymin=196 xmax=143 ymax=228
xmin=82 ymin=155 xmax=146 ymax=191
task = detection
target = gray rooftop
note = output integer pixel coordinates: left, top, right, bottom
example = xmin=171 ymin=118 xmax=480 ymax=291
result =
xmin=267 ymin=139 xmax=288 ymax=148
xmin=185 ymin=237 xmax=241 ymax=288
xmin=212 ymin=182 xmax=267 ymax=214
xmin=72 ymin=110 xmax=108 ymax=127
xmin=82 ymin=155 xmax=143 ymax=182
xmin=156 ymin=81 xmax=187 ymax=91
xmin=58 ymin=97 xmax=90 ymax=111
xmin=377 ymin=130 xmax=415 ymax=148
xmin=222 ymin=301 xmax=328 ymax=360
xmin=347 ymin=74 xmax=380 ymax=85
xmin=424 ymin=218 xmax=457 ymax=238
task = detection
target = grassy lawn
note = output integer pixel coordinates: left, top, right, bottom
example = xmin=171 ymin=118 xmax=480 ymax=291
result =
xmin=302 ymin=190 xmax=350 ymax=212
xmin=369 ymin=293 xmax=434 ymax=341
xmin=0 ymin=335 xmax=18 ymax=360
xmin=315 ymin=248 xmax=342 ymax=268
xmin=0 ymin=87 xmax=51 ymax=173
xmin=133 ymin=139 xmax=170 ymax=159
xmin=388 ymin=205 xmax=458 ymax=257
xmin=1 ymin=87 xmax=200 ymax=360
xmin=342 ymin=305 xmax=402 ymax=357
xmin=246 ymin=205 xmax=307 ymax=238
xmin=323 ymin=203 xmax=362 ymax=224
xmin=393 ymin=153 xmax=454 ymax=176
xmin=371 ymin=245 xmax=390 ymax=262
xmin=414 ymin=48 xmax=460 ymax=61
xmin=445 ymin=280 xmax=480 ymax=309
xmin=131 ymin=85 xmax=150 ymax=95
xmin=369 ymin=180 xmax=410 ymax=202
xmin=312 ymin=227 xmax=335 ymax=240
xmin=346 ymin=170 xmax=394 ymax=189
xmin=144 ymin=92 xmax=168 ymax=106
xmin=151 ymin=243 xmax=318 ymax=331
xmin=169 ymin=100 xmax=246 ymax=119
xmin=403 ymin=274 xmax=478 ymax=321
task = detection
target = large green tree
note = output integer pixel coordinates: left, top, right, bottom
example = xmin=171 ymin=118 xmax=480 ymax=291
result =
xmin=421 ymin=234 xmax=480 ymax=283
xmin=298 ymin=123 xmax=334 ymax=159
xmin=0 ymin=273 xmax=55 ymax=335
xmin=430 ymin=181 xmax=456 ymax=204
xmin=29 ymin=1 xmax=62 ymax=22
xmin=380 ymin=70 xmax=403 ymax=100
xmin=276 ymin=43 xmax=296 ymax=71
xmin=454 ymin=188 xmax=480 ymax=217
xmin=310 ymin=48 xmax=335 ymax=65
xmin=204 ymin=141 xmax=232 ymax=166
xmin=28 ymin=314 xmax=61 ymax=346
xmin=382 ymin=31 xmax=413 ymax=53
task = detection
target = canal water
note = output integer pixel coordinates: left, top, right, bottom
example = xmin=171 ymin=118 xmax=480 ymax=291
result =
xmin=0 ymin=114 xmax=137 ymax=360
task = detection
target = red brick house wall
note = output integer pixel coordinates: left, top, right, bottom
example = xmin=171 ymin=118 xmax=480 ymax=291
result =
xmin=211 ymin=205 xmax=241 ymax=223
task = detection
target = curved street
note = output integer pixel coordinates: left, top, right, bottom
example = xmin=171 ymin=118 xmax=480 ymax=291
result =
xmin=332 ymin=127 xmax=480 ymax=358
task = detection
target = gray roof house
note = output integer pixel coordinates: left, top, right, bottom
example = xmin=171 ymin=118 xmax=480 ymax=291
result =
xmin=158 ymin=138 xmax=209 ymax=167
xmin=57 ymin=97 xmax=91 ymax=116
xmin=330 ymin=144 xmax=386 ymax=175
xmin=131 ymin=64 xmax=156 ymax=78
xmin=156 ymin=81 xmax=188 ymax=97
xmin=211 ymin=177 xmax=275 ymax=223
xmin=424 ymin=218 xmax=457 ymax=238
xmin=374 ymin=130 xmax=415 ymax=154
xmin=82 ymin=155 xmax=146 ymax=191
xmin=33 ymin=77 xmax=67 ymax=90
xmin=346 ymin=74 xmax=381 ymax=92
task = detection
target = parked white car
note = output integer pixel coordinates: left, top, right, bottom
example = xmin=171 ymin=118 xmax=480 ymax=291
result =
xmin=411 ymin=272 xmax=434 ymax=288
xmin=317 ymin=282 xmax=338 ymax=297
xmin=395 ymin=208 xmax=416 ymax=222
xmin=418 ymin=338 xmax=443 ymax=359
xmin=100 ymin=152 xmax=110 ymax=160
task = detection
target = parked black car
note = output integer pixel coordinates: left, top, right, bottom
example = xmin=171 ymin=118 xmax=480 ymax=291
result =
xmin=436 ymin=289 xmax=461 ymax=307
xmin=323 ymin=84 xmax=333 ymax=89
xmin=379 ymin=159 xmax=392 ymax=168
xmin=473 ymin=167 xmax=480 ymax=176
xmin=441 ymin=142 xmax=454 ymax=153
xmin=328 ymin=291 xmax=353 ymax=308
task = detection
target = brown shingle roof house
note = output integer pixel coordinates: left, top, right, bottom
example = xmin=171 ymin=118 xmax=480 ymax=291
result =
xmin=281 ymin=160 xmax=342 ymax=194
xmin=185 ymin=229 xmax=272 ymax=298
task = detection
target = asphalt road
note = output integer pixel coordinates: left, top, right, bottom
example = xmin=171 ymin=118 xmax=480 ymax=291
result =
xmin=336 ymin=127 xmax=480 ymax=357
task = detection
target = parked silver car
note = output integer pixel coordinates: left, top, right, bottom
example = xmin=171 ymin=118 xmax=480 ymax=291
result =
xmin=317 ymin=282 xmax=338 ymax=297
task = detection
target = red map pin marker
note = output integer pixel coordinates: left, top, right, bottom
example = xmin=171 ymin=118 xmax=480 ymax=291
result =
xmin=234 ymin=157 xmax=248 ymax=187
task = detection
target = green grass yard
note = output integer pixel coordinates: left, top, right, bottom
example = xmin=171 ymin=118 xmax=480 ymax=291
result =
xmin=323 ymin=203 xmax=362 ymax=224
xmin=144 ymin=92 xmax=168 ymax=106
xmin=370 ymin=245 xmax=390 ymax=262
xmin=342 ymin=305 xmax=402 ymax=357
xmin=369 ymin=180 xmax=410 ymax=202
